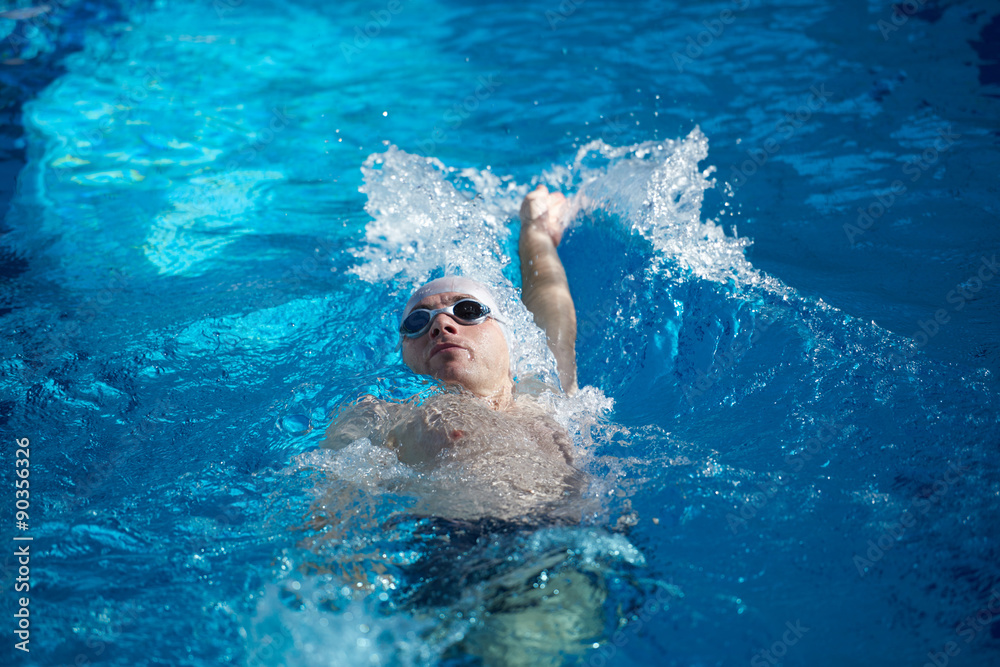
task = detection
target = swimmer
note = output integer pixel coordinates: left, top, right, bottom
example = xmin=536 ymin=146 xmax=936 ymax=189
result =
xmin=323 ymin=183 xmax=586 ymax=522
xmin=319 ymin=184 xmax=609 ymax=666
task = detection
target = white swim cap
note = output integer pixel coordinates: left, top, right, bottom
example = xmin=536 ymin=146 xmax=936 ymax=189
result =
xmin=402 ymin=276 xmax=504 ymax=323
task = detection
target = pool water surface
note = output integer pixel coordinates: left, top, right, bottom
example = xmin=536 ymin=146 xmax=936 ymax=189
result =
xmin=1 ymin=0 xmax=999 ymax=665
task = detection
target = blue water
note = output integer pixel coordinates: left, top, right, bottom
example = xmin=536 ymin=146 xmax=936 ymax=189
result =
xmin=2 ymin=0 xmax=1000 ymax=664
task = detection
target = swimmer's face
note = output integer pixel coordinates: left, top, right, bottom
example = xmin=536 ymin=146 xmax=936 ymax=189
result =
xmin=400 ymin=292 xmax=512 ymax=398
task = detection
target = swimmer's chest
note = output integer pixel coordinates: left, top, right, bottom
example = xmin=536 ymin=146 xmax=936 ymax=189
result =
xmin=385 ymin=396 xmax=570 ymax=469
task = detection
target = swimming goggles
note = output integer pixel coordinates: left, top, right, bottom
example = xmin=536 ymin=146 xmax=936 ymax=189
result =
xmin=399 ymin=299 xmax=493 ymax=338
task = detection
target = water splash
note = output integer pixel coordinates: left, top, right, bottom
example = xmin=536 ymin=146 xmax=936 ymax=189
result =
xmin=350 ymin=145 xmax=558 ymax=386
xmin=244 ymin=573 xmax=442 ymax=667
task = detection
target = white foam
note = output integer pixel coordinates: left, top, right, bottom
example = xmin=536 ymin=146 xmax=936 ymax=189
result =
xmin=243 ymin=575 xmax=442 ymax=667
xmin=293 ymin=439 xmax=415 ymax=487
xmin=571 ymin=129 xmax=766 ymax=288
xmin=351 ymin=128 xmax=796 ymax=310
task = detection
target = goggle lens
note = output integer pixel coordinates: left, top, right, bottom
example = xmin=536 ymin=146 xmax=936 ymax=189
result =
xmin=453 ymin=299 xmax=488 ymax=321
xmin=401 ymin=310 xmax=430 ymax=334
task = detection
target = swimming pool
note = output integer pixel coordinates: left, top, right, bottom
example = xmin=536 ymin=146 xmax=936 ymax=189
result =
xmin=2 ymin=0 xmax=999 ymax=664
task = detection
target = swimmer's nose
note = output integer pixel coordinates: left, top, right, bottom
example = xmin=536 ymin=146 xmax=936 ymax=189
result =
xmin=429 ymin=313 xmax=459 ymax=338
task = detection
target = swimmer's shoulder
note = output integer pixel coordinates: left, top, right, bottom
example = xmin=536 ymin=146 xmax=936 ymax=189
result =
xmin=322 ymin=394 xmax=405 ymax=450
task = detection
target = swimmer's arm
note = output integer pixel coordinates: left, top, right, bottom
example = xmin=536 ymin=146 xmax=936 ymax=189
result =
xmin=322 ymin=395 xmax=396 ymax=450
xmin=519 ymin=184 xmax=578 ymax=394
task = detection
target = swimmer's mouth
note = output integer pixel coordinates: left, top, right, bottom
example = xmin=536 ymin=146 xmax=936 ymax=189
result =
xmin=430 ymin=343 xmax=465 ymax=358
